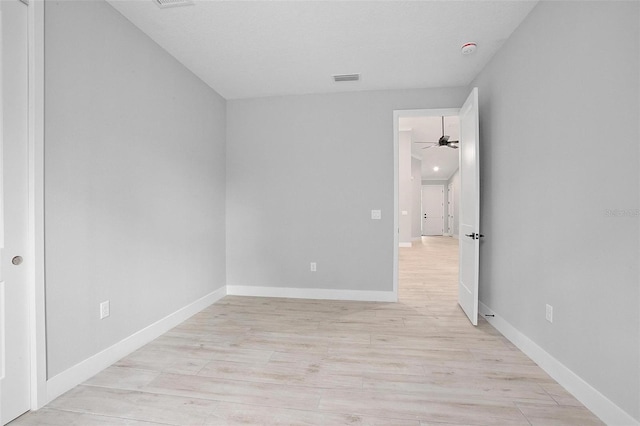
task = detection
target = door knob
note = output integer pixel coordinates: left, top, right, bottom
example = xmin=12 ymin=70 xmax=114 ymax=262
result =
xmin=465 ymin=233 xmax=485 ymax=240
xmin=12 ymin=256 xmax=23 ymax=265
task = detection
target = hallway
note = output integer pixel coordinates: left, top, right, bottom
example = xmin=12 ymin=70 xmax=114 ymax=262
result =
xmin=11 ymin=238 xmax=602 ymax=425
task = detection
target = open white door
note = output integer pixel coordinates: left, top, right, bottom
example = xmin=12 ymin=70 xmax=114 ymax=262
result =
xmin=0 ymin=0 xmax=31 ymax=423
xmin=458 ymin=88 xmax=480 ymax=326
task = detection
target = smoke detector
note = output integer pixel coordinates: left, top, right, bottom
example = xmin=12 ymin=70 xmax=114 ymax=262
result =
xmin=332 ymin=73 xmax=360 ymax=82
xmin=461 ymin=42 xmax=477 ymax=55
xmin=154 ymin=0 xmax=193 ymax=8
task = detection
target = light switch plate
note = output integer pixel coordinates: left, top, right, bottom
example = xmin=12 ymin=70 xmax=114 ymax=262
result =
xmin=100 ymin=300 xmax=110 ymax=319
xmin=545 ymin=304 xmax=553 ymax=323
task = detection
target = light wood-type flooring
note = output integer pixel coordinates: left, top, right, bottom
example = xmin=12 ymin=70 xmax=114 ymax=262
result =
xmin=12 ymin=237 xmax=603 ymax=425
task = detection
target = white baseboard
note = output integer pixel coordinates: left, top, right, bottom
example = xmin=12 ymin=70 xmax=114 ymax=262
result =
xmin=227 ymin=285 xmax=397 ymax=302
xmin=399 ymin=242 xmax=412 ymax=248
xmin=45 ymin=286 xmax=227 ymax=403
xmin=479 ymin=302 xmax=639 ymax=426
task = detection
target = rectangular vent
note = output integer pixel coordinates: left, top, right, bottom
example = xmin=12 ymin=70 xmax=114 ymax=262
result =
xmin=154 ymin=0 xmax=193 ymax=8
xmin=333 ymin=73 xmax=360 ymax=82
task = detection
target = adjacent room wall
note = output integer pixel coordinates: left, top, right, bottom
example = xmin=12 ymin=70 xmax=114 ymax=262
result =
xmin=472 ymin=1 xmax=639 ymax=421
xmin=44 ymin=0 xmax=227 ymax=378
xmin=411 ymin=157 xmax=422 ymax=239
xmin=399 ymin=131 xmax=412 ymax=245
xmin=226 ymin=87 xmax=468 ymax=293
xmin=447 ymin=169 xmax=460 ymax=237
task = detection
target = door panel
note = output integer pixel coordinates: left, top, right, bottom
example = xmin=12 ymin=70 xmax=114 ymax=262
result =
xmin=458 ymin=88 xmax=480 ymax=326
xmin=421 ymin=185 xmax=444 ymax=236
xmin=0 ymin=0 xmax=30 ymax=423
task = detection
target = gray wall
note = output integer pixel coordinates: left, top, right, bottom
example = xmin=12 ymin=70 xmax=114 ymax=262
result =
xmin=411 ymin=157 xmax=422 ymax=239
xmin=226 ymin=87 xmax=468 ymax=292
xmin=472 ymin=1 xmax=639 ymax=420
xmin=44 ymin=0 xmax=226 ymax=378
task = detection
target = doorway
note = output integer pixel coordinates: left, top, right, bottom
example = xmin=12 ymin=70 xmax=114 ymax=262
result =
xmin=393 ymin=107 xmax=466 ymax=312
xmin=394 ymin=89 xmax=480 ymax=325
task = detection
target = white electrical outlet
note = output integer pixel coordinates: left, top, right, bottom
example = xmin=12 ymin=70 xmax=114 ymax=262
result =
xmin=100 ymin=300 xmax=110 ymax=319
xmin=310 ymin=262 xmax=317 ymax=272
xmin=545 ymin=304 xmax=553 ymax=323
xmin=371 ymin=210 xmax=382 ymax=220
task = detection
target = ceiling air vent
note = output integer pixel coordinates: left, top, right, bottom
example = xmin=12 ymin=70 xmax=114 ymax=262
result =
xmin=154 ymin=0 xmax=193 ymax=8
xmin=333 ymin=73 xmax=360 ymax=82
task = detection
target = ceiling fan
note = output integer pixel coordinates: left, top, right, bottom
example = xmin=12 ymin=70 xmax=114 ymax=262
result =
xmin=415 ymin=116 xmax=459 ymax=149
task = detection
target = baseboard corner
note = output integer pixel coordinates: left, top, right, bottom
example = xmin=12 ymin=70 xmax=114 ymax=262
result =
xmin=45 ymin=285 xmax=226 ymax=403
xmin=226 ymin=285 xmax=397 ymax=303
xmin=478 ymin=301 xmax=639 ymax=426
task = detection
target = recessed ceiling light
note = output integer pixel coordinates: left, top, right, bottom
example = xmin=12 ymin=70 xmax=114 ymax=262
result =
xmin=433 ymin=166 xmax=439 ymax=171
xmin=461 ymin=42 xmax=477 ymax=55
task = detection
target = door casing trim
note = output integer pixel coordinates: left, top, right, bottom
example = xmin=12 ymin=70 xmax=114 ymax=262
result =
xmin=27 ymin=0 xmax=47 ymax=410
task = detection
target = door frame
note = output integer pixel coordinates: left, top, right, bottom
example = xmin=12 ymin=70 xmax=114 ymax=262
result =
xmin=392 ymin=108 xmax=459 ymax=299
xmin=0 ymin=0 xmax=45 ymax=417
xmin=26 ymin=0 xmax=46 ymax=411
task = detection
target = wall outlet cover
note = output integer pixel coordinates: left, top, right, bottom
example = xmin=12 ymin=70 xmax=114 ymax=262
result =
xmin=100 ymin=300 xmax=110 ymax=319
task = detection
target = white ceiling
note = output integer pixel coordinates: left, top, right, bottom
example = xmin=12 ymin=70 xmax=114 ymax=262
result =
xmin=107 ymin=0 xmax=538 ymax=99
xmin=400 ymin=115 xmax=460 ymax=181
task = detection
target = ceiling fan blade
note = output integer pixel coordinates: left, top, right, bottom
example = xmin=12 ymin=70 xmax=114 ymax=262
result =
xmin=448 ymin=145 xmax=459 ymax=149
xmin=414 ymin=141 xmax=437 ymax=144
xmin=422 ymin=144 xmax=438 ymax=150
xmin=448 ymin=140 xmax=459 ymax=144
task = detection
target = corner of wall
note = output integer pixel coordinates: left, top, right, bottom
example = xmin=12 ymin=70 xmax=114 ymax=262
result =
xmin=45 ymin=286 xmax=226 ymax=405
